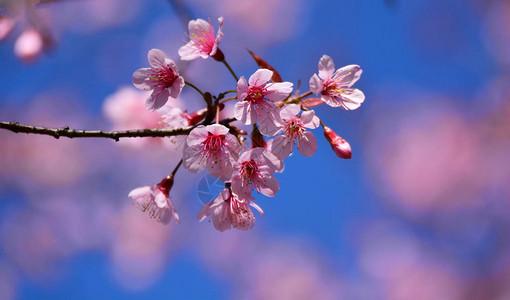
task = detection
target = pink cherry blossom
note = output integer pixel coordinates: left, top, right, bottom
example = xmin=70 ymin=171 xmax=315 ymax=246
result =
xmin=231 ymin=147 xmax=283 ymax=200
xmin=128 ymin=176 xmax=179 ymax=225
xmin=132 ymin=49 xmax=185 ymax=111
xmin=183 ymin=124 xmax=241 ymax=179
xmin=197 ymin=187 xmax=263 ymax=232
xmin=178 ymin=17 xmax=224 ymax=61
xmin=309 ymin=55 xmax=365 ymax=110
xmin=270 ymin=104 xmax=320 ymax=159
xmin=234 ymin=69 xmax=293 ymax=135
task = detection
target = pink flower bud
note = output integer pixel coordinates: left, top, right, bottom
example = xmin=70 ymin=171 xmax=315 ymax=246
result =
xmin=301 ymin=97 xmax=325 ymax=108
xmin=323 ymin=126 xmax=352 ymax=159
xmin=14 ymin=28 xmax=43 ymax=61
xmin=186 ymin=108 xmax=207 ymax=126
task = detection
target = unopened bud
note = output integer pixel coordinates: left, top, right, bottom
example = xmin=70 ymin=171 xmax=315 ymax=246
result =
xmin=157 ymin=174 xmax=174 ymax=196
xmin=251 ymin=125 xmax=267 ymax=149
xmin=211 ymin=48 xmax=225 ymax=62
xmin=301 ymin=97 xmax=325 ymax=108
xmin=187 ymin=108 xmax=207 ymax=125
xmin=323 ymin=126 xmax=352 ymax=159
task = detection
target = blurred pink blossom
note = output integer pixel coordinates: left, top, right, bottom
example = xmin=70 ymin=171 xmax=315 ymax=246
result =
xmin=14 ymin=28 xmax=44 ymax=61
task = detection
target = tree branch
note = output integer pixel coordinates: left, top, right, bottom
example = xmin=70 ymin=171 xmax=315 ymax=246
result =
xmin=0 ymin=118 xmax=236 ymax=141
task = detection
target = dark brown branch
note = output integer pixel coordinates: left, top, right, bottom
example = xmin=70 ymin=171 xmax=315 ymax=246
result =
xmin=0 ymin=118 xmax=239 ymax=141
xmin=0 ymin=121 xmax=193 ymax=141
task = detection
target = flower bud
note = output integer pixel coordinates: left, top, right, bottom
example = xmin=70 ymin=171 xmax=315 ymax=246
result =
xmin=323 ymin=126 xmax=352 ymax=159
xmin=186 ymin=108 xmax=207 ymax=125
xmin=301 ymin=97 xmax=325 ymax=108
xmin=157 ymin=174 xmax=174 ymax=196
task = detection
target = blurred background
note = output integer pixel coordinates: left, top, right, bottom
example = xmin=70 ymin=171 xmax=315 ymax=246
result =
xmin=0 ymin=0 xmax=509 ymax=299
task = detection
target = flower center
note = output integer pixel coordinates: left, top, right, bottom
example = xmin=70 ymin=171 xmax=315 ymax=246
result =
xmin=240 ymin=160 xmax=259 ymax=185
xmin=283 ymin=118 xmax=306 ymax=139
xmin=323 ymin=79 xmax=346 ymax=97
xmin=246 ymin=85 xmax=267 ymax=105
xmin=148 ymin=64 xmax=177 ymax=89
xmin=202 ymin=133 xmax=226 ymax=158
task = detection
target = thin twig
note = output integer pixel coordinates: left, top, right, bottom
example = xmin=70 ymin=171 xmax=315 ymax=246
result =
xmin=222 ymin=59 xmax=239 ymax=82
xmin=0 ymin=118 xmax=236 ymax=141
xmin=185 ymin=81 xmax=204 ymax=97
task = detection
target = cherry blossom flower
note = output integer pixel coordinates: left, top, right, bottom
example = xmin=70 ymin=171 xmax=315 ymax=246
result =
xmin=323 ymin=126 xmax=352 ymax=159
xmin=234 ymin=69 xmax=293 ymax=135
xmin=178 ymin=17 xmax=224 ymax=61
xmin=197 ymin=187 xmax=263 ymax=232
xmin=309 ymin=55 xmax=365 ymax=110
xmin=132 ymin=49 xmax=185 ymax=111
xmin=128 ymin=176 xmax=179 ymax=225
xmin=231 ymin=147 xmax=282 ymax=200
xmin=270 ymin=104 xmax=320 ymax=159
xmin=183 ymin=124 xmax=241 ymax=179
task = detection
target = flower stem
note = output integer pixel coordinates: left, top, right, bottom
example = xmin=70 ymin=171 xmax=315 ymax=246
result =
xmin=219 ymin=96 xmax=237 ymax=104
xmin=216 ymin=106 xmax=220 ymax=124
xmin=172 ymin=159 xmax=183 ymax=176
xmin=222 ymin=59 xmax=239 ymax=82
xmin=185 ymin=81 xmax=204 ymax=97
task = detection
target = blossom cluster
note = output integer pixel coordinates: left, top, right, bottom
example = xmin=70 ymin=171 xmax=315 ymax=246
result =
xmin=128 ymin=17 xmax=365 ymax=231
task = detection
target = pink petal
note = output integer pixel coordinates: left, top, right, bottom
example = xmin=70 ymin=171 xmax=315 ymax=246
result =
xmin=224 ymin=133 xmax=242 ymax=161
xmin=211 ymin=203 xmax=231 ymax=232
xmin=334 ymin=65 xmax=363 ymax=87
xmin=249 ymin=69 xmax=273 ymax=86
xmin=249 ymin=201 xmax=264 ymax=218
xmin=261 ymin=149 xmax=283 ymax=173
xmin=128 ymin=186 xmax=150 ymax=199
xmin=280 ymin=104 xmax=301 ymax=120
xmin=236 ymin=76 xmax=249 ymax=101
xmin=321 ymin=94 xmax=339 ymax=107
xmin=183 ymin=143 xmax=207 ymax=172
xmin=231 ymin=174 xmax=252 ymax=200
xmin=318 ymin=55 xmax=335 ymax=79
xmin=169 ymin=76 xmax=185 ymax=99
xmin=207 ymin=124 xmax=229 ymax=136
xmin=296 ymin=131 xmax=318 ymax=157
xmin=148 ymin=49 xmax=169 ymax=69
xmin=234 ymin=101 xmax=255 ymax=124
xmin=271 ymin=135 xmax=293 ymax=160
xmin=300 ymin=110 xmax=320 ymax=129
xmin=188 ymin=19 xmax=212 ymax=40
xmin=338 ymin=88 xmax=365 ymax=110
xmin=186 ymin=125 xmax=208 ymax=146
xmin=309 ymin=74 xmax=323 ymax=95
xmin=132 ymin=68 xmax=152 ymax=90
xmin=178 ymin=42 xmax=201 ymax=61
xmin=146 ymin=88 xmax=170 ymax=111
xmin=211 ymin=16 xmax=224 ymax=56
xmin=258 ymin=174 xmax=279 ymax=197
xmin=206 ymin=155 xmax=232 ymax=178
xmin=154 ymin=190 xmax=168 ymax=208
xmin=265 ymin=82 xmax=293 ymax=102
